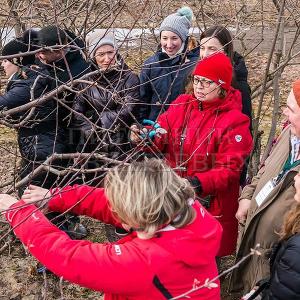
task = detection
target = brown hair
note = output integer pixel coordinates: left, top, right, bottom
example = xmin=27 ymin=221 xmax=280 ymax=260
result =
xmin=105 ymin=159 xmax=195 ymax=236
xmin=200 ymin=25 xmax=234 ymax=61
xmin=280 ymin=202 xmax=300 ymax=240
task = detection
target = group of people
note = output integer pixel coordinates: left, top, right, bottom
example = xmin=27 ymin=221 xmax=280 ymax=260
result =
xmin=0 ymin=5 xmax=298 ymax=300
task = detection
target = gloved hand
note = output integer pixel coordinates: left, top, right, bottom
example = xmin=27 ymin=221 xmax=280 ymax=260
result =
xmin=140 ymin=119 xmax=167 ymax=139
xmin=130 ymin=119 xmax=167 ymax=143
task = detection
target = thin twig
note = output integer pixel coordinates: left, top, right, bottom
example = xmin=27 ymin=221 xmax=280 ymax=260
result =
xmin=170 ymin=244 xmax=262 ymax=300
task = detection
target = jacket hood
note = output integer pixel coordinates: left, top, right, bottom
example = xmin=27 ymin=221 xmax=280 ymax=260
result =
xmin=153 ymin=203 xmax=221 ymax=267
xmin=233 ymin=51 xmax=248 ymax=82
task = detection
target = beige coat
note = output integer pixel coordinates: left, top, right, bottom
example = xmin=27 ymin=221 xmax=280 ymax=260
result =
xmin=230 ymin=126 xmax=300 ymax=292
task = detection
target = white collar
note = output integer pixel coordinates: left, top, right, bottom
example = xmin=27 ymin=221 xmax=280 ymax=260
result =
xmin=8 ymin=72 xmax=17 ymax=82
xmin=162 ymin=43 xmax=186 ymax=59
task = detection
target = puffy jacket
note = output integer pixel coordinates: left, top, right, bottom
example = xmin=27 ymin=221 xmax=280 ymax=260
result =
xmin=139 ymin=40 xmax=199 ymax=121
xmin=0 ymin=66 xmax=53 ymax=115
xmin=73 ymin=58 xmax=140 ymax=157
xmin=0 ymin=67 xmax=66 ymax=187
xmin=6 ymin=185 xmax=222 ymax=300
xmin=151 ymin=90 xmax=252 ymax=255
xmin=261 ymin=234 xmax=300 ymax=300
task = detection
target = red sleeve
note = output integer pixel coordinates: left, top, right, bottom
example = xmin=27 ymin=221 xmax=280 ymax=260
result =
xmin=5 ymin=201 xmax=153 ymax=294
xmin=195 ymin=115 xmax=253 ymax=194
xmin=48 ymin=185 xmax=120 ymax=226
xmin=153 ymin=95 xmax=190 ymax=151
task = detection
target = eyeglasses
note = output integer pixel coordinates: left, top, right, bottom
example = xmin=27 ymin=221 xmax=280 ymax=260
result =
xmin=193 ymin=76 xmax=215 ymax=88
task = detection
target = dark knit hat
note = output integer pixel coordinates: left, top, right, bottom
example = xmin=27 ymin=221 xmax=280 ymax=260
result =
xmin=37 ymin=25 xmax=67 ymax=47
xmin=1 ymin=30 xmax=38 ymax=66
xmin=193 ymin=52 xmax=233 ymax=90
xmin=159 ymin=7 xmax=193 ymax=42
xmin=293 ymin=79 xmax=300 ymax=107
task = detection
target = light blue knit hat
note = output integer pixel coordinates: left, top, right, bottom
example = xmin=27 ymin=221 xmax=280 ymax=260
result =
xmin=159 ymin=7 xmax=193 ymax=42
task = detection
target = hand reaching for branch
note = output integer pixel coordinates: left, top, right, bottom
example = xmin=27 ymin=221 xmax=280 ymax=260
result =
xmin=22 ymin=185 xmax=51 ymax=208
xmin=129 ymin=124 xmax=148 ymax=144
xmin=0 ymin=194 xmax=18 ymax=212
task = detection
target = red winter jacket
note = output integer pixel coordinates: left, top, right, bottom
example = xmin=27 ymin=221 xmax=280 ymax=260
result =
xmin=151 ymin=89 xmax=252 ymax=256
xmin=6 ymin=185 xmax=222 ymax=300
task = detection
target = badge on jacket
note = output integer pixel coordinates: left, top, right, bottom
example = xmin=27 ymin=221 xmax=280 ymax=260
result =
xmin=255 ymin=180 xmax=276 ymax=207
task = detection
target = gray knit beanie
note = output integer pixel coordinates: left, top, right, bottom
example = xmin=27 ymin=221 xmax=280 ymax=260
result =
xmin=159 ymin=7 xmax=193 ymax=42
xmin=87 ymin=29 xmax=116 ymax=59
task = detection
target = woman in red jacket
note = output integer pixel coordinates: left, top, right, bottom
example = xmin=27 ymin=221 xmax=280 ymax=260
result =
xmin=131 ymin=53 xmax=253 ymax=256
xmin=0 ymin=159 xmax=222 ymax=300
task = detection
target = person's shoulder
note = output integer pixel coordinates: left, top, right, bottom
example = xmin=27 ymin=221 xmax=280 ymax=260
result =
xmin=286 ymin=234 xmax=300 ymax=249
xmin=143 ymin=52 xmax=159 ymax=65
xmin=190 ymin=201 xmax=223 ymax=240
xmin=166 ymin=94 xmax=194 ymax=111
xmin=23 ymin=65 xmax=48 ymax=77
xmin=224 ymin=108 xmax=249 ymax=121
xmin=233 ymin=51 xmax=248 ymax=79
xmin=127 ymin=71 xmax=140 ymax=85
xmin=187 ymin=46 xmax=200 ymax=61
xmin=217 ymin=109 xmax=251 ymax=136
xmin=233 ymin=51 xmax=246 ymax=66
xmin=278 ymin=235 xmax=300 ymax=271
xmin=172 ymin=93 xmax=193 ymax=104
xmin=9 ymin=69 xmax=33 ymax=86
xmin=271 ymin=125 xmax=290 ymax=148
xmin=67 ymin=50 xmax=90 ymax=69
xmin=123 ymin=66 xmax=139 ymax=81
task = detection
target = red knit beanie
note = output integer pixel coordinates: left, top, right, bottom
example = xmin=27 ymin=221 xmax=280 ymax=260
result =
xmin=193 ymin=52 xmax=233 ymax=90
xmin=293 ymin=79 xmax=300 ymax=107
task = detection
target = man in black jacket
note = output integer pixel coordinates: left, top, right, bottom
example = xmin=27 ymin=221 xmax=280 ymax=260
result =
xmin=36 ymin=26 xmax=90 ymax=152
xmin=35 ymin=26 xmax=90 ymax=240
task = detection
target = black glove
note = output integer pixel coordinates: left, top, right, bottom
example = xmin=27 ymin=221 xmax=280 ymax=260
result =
xmin=187 ymin=177 xmax=212 ymax=209
xmin=186 ymin=176 xmax=202 ymax=195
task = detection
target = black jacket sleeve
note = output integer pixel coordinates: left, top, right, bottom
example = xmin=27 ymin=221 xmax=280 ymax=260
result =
xmin=186 ymin=176 xmax=202 ymax=195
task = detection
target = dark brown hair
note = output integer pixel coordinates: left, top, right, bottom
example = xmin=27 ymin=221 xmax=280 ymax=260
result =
xmin=200 ymin=26 xmax=234 ymax=61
